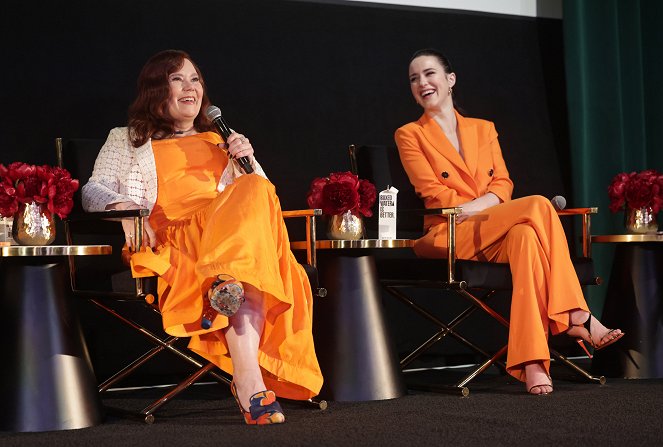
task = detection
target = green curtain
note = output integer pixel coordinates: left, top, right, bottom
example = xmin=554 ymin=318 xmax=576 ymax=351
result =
xmin=563 ymin=0 xmax=663 ymax=313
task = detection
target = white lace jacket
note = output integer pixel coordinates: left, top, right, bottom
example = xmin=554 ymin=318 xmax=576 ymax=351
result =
xmin=82 ymin=127 xmax=267 ymax=213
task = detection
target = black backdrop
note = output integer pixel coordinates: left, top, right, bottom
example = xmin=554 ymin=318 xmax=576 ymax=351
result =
xmin=1 ymin=0 xmax=572 ymax=377
xmin=2 ymin=0 xmax=568 ymax=209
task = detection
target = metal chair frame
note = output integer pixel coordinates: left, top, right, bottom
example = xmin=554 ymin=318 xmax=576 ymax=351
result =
xmin=349 ymin=144 xmax=605 ymax=395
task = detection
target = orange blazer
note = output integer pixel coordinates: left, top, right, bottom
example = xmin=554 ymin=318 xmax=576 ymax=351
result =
xmin=394 ymin=110 xmax=514 ymax=231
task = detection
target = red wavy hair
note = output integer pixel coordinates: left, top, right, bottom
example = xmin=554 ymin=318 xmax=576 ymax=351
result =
xmin=128 ymin=49 xmax=215 ymax=147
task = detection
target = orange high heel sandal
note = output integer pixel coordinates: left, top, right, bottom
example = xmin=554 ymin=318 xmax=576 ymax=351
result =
xmin=231 ymin=382 xmax=285 ymax=425
xmin=568 ymin=313 xmax=625 ymax=358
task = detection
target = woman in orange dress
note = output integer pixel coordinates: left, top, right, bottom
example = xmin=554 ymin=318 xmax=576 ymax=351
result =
xmin=395 ymin=48 xmax=623 ymax=394
xmin=82 ymin=50 xmax=322 ymax=423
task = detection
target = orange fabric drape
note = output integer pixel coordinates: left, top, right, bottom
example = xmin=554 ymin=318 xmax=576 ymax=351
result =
xmin=131 ymin=132 xmax=322 ymax=399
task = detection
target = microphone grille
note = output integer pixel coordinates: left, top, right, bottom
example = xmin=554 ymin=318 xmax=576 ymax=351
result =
xmin=551 ymin=195 xmax=567 ymax=210
xmin=205 ymin=105 xmax=222 ymax=120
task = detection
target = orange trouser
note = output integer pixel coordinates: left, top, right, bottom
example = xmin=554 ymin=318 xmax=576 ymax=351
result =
xmin=414 ymin=195 xmax=588 ymax=381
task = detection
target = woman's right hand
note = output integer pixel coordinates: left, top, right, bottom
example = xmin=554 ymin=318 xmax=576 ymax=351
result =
xmin=106 ymin=201 xmax=157 ymax=250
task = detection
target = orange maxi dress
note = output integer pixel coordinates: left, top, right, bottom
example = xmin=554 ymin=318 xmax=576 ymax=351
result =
xmin=130 ymin=132 xmax=323 ymax=400
xmin=395 ymin=112 xmax=589 ymax=382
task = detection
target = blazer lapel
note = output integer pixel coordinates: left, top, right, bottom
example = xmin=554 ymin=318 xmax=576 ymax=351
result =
xmin=417 ymin=113 xmax=471 ymax=177
xmin=456 ymin=111 xmax=478 ymax=179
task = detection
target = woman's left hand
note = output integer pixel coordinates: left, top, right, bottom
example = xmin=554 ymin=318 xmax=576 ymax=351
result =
xmin=457 ymin=193 xmax=501 ymax=223
xmin=223 ymin=132 xmax=254 ymax=161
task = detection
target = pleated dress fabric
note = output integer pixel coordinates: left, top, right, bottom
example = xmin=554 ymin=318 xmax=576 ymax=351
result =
xmin=130 ymin=132 xmax=323 ymax=400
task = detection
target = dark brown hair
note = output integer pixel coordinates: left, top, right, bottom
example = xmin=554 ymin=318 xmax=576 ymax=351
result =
xmin=127 ymin=49 xmax=215 ymax=147
xmin=410 ymin=48 xmax=462 ymax=112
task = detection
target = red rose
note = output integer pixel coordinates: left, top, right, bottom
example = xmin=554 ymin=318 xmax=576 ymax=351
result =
xmin=609 ymin=169 xmax=663 ymax=214
xmin=321 ymin=181 xmax=360 ymax=215
xmin=0 ymin=162 xmax=79 ymax=219
xmin=328 ymin=171 xmax=359 ymax=189
xmin=607 ymin=172 xmax=632 ymax=212
xmin=306 ymin=171 xmax=377 ymax=217
xmin=306 ymin=177 xmax=328 ymax=209
xmin=0 ymin=189 xmax=18 ymax=217
xmin=357 ymin=179 xmax=377 ymax=217
xmin=48 ymin=174 xmax=79 ymax=219
xmin=654 ymin=174 xmax=663 ymax=213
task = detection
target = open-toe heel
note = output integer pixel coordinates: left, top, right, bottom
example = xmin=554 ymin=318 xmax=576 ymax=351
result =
xmin=231 ymin=382 xmax=285 ymax=425
xmin=527 ymin=377 xmax=553 ymax=396
xmin=201 ymin=274 xmax=245 ymax=329
xmin=568 ymin=313 xmax=625 ymax=359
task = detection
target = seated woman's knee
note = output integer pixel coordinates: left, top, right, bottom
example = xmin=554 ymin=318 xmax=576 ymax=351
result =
xmin=235 ymin=173 xmax=274 ymax=192
xmin=522 ymin=195 xmax=554 ymax=213
xmin=506 ymin=223 xmax=538 ymax=244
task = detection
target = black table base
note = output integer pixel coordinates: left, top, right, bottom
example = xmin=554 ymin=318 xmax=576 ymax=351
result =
xmin=313 ymin=251 xmax=406 ymax=401
xmin=592 ymin=243 xmax=663 ymax=378
xmin=0 ymin=258 xmax=104 ymax=432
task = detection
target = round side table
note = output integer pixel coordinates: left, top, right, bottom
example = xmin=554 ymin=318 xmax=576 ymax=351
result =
xmin=0 ymin=245 xmax=111 ymax=432
xmin=292 ymin=239 xmax=413 ymax=402
xmin=590 ymin=233 xmax=663 ymax=378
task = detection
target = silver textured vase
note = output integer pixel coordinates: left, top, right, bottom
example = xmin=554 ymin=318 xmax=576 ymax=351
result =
xmin=327 ymin=210 xmax=364 ymax=240
xmin=12 ymin=202 xmax=56 ymax=246
xmin=624 ymin=206 xmax=658 ymax=234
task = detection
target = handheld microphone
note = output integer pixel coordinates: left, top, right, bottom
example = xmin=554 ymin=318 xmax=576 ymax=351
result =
xmin=205 ymin=105 xmax=254 ymax=174
xmin=551 ymin=195 xmax=567 ymax=210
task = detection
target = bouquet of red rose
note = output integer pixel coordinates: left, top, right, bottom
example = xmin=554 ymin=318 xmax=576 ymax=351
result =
xmin=307 ymin=171 xmax=377 ymax=217
xmin=0 ymin=162 xmax=79 ymax=219
xmin=608 ymin=169 xmax=663 ymax=213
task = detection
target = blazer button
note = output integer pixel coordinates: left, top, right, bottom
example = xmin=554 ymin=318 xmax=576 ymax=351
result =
xmin=488 ymin=169 xmax=494 ymax=177
xmin=441 ymin=171 xmax=449 ymax=179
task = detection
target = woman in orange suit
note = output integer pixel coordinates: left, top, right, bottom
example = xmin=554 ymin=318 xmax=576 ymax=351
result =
xmin=395 ymin=48 xmax=623 ymax=394
xmin=82 ymin=50 xmax=322 ymax=423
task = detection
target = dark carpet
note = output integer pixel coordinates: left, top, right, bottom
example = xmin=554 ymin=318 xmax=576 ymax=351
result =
xmin=2 ymin=362 xmax=661 ymax=447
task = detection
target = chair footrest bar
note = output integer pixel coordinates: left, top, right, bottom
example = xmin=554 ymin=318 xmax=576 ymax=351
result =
xmin=140 ymin=363 xmax=217 ymax=421
xmin=282 ymin=397 xmax=328 ymax=410
xmin=408 ymin=383 xmax=470 ymax=397
xmin=550 ymin=348 xmax=606 ymax=384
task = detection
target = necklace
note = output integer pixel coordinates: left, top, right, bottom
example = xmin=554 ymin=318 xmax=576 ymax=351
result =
xmin=173 ymin=126 xmax=195 ymax=135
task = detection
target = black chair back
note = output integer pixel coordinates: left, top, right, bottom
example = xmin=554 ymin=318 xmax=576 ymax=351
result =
xmin=56 ymin=138 xmax=105 ymax=215
xmin=349 ymin=144 xmax=424 ymax=239
xmin=56 ymin=138 xmax=139 ymax=292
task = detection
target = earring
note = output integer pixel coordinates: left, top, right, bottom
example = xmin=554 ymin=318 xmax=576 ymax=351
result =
xmin=448 ymin=87 xmax=452 ymax=95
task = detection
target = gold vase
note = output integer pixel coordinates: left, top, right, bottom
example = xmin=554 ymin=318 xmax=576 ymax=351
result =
xmin=624 ymin=206 xmax=658 ymax=234
xmin=327 ymin=210 xmax=364 ymax=240
xmin=12 ymin=202 xmax=56 ymax=246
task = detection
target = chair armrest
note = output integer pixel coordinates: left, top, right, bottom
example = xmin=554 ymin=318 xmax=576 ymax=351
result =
xmin=556 ymin=207 xmax=598 ymax=216
xmin=282 ymin=209 xmax=322 ymax=219
xmin=399 ymin=207 xmax=461 ymax=216
xmin=65 ymin=208 xmax=150 ymax=253
xmin=65 ymin=209 xmax=150 ymax=221
xmin=557 ymin=207 xmax=598 ymax=258
xmin=400 ymin=207 xmax=462 ymax=284
xmin=64 ymin=208 xmax=153 ymax=297
xmin=282 ymin=208 xmax=321 ymax=267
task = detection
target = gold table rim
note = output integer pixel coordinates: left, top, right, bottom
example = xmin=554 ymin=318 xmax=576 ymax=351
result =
xmin=1 ymin=245 xmax=112 ymax=257
xmin=291 ymin=239 xmax=416 ymax=250
xmin=591 ymin=234 xmax=663 ymax=243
